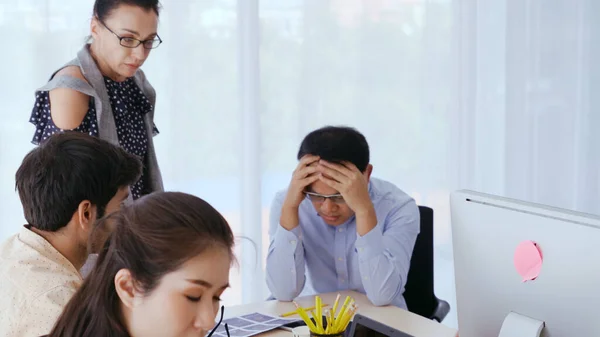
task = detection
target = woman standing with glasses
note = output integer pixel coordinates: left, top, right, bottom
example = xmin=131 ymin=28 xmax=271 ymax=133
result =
xmin=29 ymin=0 xmax=164 ymax=200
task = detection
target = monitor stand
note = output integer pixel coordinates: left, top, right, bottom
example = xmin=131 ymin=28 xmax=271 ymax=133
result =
xmin=498 ymin=312 xmax=545 ymax=337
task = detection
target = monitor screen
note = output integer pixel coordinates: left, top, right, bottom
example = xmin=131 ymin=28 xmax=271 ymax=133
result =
xmin=352 ymin=323 xmax=389 ymax=337
xmin=348 ymin=314 xmax=414 ymax=337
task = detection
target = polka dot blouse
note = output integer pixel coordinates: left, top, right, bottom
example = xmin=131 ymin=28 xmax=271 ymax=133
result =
xmin=29 ymin=77 xmax=159 ymax=200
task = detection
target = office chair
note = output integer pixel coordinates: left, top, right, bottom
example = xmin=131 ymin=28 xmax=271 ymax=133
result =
xmin=403 ymin=206 xmax=450 ymax=322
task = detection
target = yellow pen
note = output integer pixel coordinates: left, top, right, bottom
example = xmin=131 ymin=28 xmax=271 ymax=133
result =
xmin=331 ymin=293 xmax=341 ymax=317
xmin=316 ymin=296 xmax=323 ymax=330
xmin=299 ymin=309 xmax=318 ymax=331
xmin=293 ymin=302 xmax=318 ymax=331
xmin=311 ymin=309 xmax=323 ymax=333
xmin=335 ymin=301 xmax=354 ymax=332
xmin=280 ymin=304 xmax=328 ymax=317
xmin=328 ymin=309 xmax=335 ymax=333
xmin=341 ymin=305 xmax=358 ymax=331
xmin=339 ymin=296 xmax=351 ymax=317
xmin=334 ymin=300 xmax=352 ymax=330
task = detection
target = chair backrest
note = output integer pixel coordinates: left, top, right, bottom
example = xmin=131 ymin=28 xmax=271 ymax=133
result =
xmin=404 ymin=206 xmax=437 ymax=318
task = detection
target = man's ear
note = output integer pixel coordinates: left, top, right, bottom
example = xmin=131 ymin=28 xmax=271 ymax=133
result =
xmin=364 ymin=164 xmax=373 ymax=181
xmin=76 ymin=200 xmax=96 ymax=233
xmin=115 ymin=269 xmax=137 ymax=310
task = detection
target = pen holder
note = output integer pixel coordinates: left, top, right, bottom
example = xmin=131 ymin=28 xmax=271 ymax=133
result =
xmin=308 ymin=317 xmax=349 ymax=337
xmin=309 ymin=331 xmax=345 ymax=337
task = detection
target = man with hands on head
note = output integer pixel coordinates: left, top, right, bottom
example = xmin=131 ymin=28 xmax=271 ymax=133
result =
xmin=266 ymin=126 xmax=420 ymax=308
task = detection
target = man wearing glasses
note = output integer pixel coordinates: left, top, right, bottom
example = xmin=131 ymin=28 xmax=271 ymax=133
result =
xmin=266 ymin=126 xmax=420 ymax=309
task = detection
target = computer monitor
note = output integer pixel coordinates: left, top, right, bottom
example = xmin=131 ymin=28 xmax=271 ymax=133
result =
xmin=451 ymin=190 xmax=600 ymax=337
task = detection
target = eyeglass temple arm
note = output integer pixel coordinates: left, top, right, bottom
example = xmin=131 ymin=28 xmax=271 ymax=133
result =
xmin=206 ymin=305 xmax=225 ymax=337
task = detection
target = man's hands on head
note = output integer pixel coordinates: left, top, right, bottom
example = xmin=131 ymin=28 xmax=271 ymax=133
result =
xmin=317 ymin=161 xmax=374 ymax=216
xmin=317 ymin=160 xmax=377 ymax=236
xmin=280 ymin=156 xmax=377 ymax=235
xmin=280 ymin=155 xmax=320 ymax=230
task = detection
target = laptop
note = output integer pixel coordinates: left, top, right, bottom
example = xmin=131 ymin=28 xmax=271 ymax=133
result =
xmin=347 ymin=314 xmax=415 ymax=337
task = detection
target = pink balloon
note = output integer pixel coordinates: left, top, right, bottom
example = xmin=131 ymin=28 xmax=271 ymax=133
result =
xmin=514 ymin=241 xmax=543 ymax=282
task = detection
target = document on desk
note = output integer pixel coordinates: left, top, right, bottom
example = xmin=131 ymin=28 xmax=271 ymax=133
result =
xmin=213 ymin=312 xmax=300 ymax=337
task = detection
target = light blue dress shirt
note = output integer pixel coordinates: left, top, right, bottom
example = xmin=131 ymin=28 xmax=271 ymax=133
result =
xmin=266 ymin=177 xmax=420 ymax=308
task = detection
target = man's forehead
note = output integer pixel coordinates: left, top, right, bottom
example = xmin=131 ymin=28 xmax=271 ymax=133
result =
xmin=308 ymin=180 xmax=338 ymax=195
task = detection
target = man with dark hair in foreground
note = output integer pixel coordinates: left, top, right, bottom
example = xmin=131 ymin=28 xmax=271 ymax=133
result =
xmin=0 ymin=132 xmax=142 ymax=337
xmin=266 ymin=126 xmax=420 ymax=308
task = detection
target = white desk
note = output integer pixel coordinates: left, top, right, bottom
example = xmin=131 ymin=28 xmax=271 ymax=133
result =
xmin=226 ymin=291 xmax=458 ymax=337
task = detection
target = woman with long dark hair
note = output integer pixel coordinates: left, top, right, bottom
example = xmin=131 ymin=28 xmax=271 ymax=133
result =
xmin=47 ymin=192 xmax=234 ymax=337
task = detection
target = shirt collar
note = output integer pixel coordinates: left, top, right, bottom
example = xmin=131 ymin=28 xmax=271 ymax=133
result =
xmin=19 ymin=225 xmax=82 ymax=280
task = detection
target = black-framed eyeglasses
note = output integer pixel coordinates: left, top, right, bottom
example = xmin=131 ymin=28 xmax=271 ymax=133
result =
xmin=207 ymin=305 xmax=230 ymax=337
xmin=304 ymin=191 xmax=346 ymax=204
xmin=98 ymin=19 xmax=162 ymax=49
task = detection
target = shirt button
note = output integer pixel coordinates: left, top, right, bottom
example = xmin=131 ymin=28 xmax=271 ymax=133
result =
xmin=363 ymin=276 xmax=369 ymax=280
xmin=358 ymin=247 xmax=364 ymax=252
xmin=340 ymin=278 xmax=345 ymax=282
xmin=338 ymin=228 xmax=344 ymax=232
xmin=338 ymin=257 xmax=344 ymax=261
xmin=290 ymin=240 xmax=296 ymax=245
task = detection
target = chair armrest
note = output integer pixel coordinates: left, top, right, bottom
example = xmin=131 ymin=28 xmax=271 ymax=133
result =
xmin=432 ymin=299 xmax=450 ymax=322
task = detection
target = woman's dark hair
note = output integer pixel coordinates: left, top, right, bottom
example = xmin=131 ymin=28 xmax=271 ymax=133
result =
xmin=16 ymin=131 xmax=141 ymax=232
xmin=47 ymin=192 xmax=235 ymax=337
xmin=86 ymin=0 xmax=161 ymax=43
xmin=297 ymin=126 xmax=370 ymax=172
xmin=94 ymin=0 xmax=161 ymax=22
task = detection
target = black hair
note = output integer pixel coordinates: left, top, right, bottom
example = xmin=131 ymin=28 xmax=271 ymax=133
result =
xmin=94 ymin=0 xmax=160 ymax=22
xmin=15 ymin=132 xmax=142 ymax=232
xmin=297 ymin=126 xmax=370 ymax=172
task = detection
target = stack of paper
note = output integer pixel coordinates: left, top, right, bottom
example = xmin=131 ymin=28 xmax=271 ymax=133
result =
xmin=212 ymin=312 xmax=300 ymax=337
